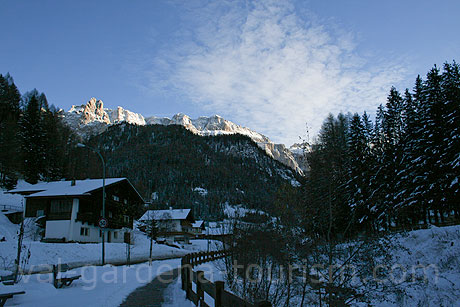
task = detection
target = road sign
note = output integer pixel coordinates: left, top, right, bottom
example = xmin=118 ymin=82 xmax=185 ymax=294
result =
xmin=98 ymin=218 xmax=108 ymax=228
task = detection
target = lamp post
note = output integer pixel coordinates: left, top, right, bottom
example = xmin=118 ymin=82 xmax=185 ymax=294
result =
xmin=77 ymin=143 xmax=106 ymax=265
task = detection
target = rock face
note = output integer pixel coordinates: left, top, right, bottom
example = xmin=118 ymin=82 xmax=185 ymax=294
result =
xmin=64 ymin=98 xmax=303 ymax=174
xmin=146 ymin=114 xmax=304 ymax=174
xmin=80 ymin=97 xmax=110 ymax=124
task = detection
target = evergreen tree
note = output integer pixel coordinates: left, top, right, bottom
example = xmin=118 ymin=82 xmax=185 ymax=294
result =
xmin=0 ymin=74 xmax=21 ymax=188
xmin=303 ymin=114 xmax=351 ymax=239
xmin=347 ymin=113 xmax=374 ymax=233
xmin=19 ymin=94 xmax=45 ymax=183
xmin=421 ymin=66 xmax=448 ymax=223
xmin=440 ymin=62 xmax=460 ymax=218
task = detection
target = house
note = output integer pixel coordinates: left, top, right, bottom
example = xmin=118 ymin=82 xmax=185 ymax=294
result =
xmin=8 ymin=178 xmax=143 ymax=243
xmin=191 ymin=220 xmax=205 ymax=236
xmin=139 ymin=208 xmax=194 ymax=243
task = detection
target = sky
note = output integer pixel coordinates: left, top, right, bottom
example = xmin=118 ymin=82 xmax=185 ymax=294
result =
xmin=1 ymin=0 xmax=459 ymax=145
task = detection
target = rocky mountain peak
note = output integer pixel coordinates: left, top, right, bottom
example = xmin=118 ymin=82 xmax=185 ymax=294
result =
xmin=63 ymin=98 xmax=305 ymax=174
xmin=81 ymin=97 xmax=110 ymax=124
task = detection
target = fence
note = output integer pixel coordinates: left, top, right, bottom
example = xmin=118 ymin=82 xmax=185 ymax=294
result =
xmin=0 ymin=204 xmax=23 ymax=212
xmin=181 ymin=250 xmax=271 ymax=307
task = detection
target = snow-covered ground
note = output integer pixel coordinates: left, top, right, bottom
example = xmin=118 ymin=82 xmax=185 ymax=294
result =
xmin=0 ymin=211 xmax=190 ymax=274
xmin=1 ymin=258 xmax=181 ymax=306
xmin=162 ymin=225 xmax=460 ymax=307
xmin=372 ymin=225 xmax=460 ymax=306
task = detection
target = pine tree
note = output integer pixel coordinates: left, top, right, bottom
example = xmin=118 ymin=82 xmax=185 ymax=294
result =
xmin=421 ymin=66 xmax=448 ymax=223
xmin=440 ymin=62 xmax=460 ymax=219
xmin=19 ymin=94 xmax=45 ymax=183
xmin=0 ymin=74 xmax=21 ymax=188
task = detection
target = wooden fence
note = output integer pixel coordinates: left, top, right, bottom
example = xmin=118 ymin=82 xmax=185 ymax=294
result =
xmin=181 ymin=251 xmax=271 ymax=307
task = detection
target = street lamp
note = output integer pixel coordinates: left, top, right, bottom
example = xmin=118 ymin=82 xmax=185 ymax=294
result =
xmin=76 ymin=143 xmax=106 ymax=265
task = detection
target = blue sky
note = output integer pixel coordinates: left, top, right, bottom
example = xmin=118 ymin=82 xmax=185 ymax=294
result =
xmin=1 ymin=0 xmax=459 ymax=145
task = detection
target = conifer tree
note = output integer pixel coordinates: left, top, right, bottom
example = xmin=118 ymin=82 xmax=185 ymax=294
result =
xmin=19 ymin=94 xmax=45 ymax=183
xmin=440 ymin=62 xmax=460 ymax=218
xmin=0 ymin=74 xmax=21 ymax=188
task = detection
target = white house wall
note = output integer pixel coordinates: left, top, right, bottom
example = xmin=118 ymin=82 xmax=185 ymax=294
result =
xmin=45 ymin=220 xmax=71 ymax=240
xmin=43 ymin=197 xmax=127 ymax=243
xmin=70 ymin=221 xmax=126 ymax=243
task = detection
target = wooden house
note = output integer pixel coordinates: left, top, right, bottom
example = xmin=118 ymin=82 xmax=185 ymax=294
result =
xmin=191 ymin=220 xmax=205 ymax=236
xmin=8 ymin=178 xmax=143 ymax=243
xmin=140 ymin=208 xmax=194 ymax=243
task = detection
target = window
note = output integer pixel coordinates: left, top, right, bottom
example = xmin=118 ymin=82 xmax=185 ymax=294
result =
xmin=123 ymin=199 xmax=128 ymax=205
xmin=80 ymin=227 xmax=89 ymax=236
xmin=123 ymin=215 xmax=130 ymax=223
xmin=114 ymin=232 xmax=118 ymax=239
xmin=112 ymin=195 xmax=120 ymax=202
xmin=108 ymin=211 xmax=113 ymax=218
xmin=36 ymin=210 xmax=44 ymax=217
xmin=50 ymin=199 xmax=72 ymax=213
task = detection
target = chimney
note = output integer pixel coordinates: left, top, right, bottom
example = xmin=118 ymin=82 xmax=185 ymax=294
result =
xmin=71 ymin=179 xmax=76 ymax=186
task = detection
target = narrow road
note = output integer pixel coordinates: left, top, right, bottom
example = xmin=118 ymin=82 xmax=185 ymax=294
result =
xmin=119 ymin=268 xmax=179 ymax=307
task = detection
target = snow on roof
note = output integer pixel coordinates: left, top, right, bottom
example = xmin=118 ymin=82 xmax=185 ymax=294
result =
xmin=192 ymin=220 xmax=204 ymax=228
xmin=8 ymin=178 xmax=127 ymax=198
xmin=140 ymin=209 xmax=192 ymax=221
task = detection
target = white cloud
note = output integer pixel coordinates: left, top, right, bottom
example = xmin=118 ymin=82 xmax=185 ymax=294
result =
xmin=144 ymin=0 xmax=407 ymax=145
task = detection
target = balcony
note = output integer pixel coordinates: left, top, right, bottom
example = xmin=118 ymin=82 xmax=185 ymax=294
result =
xmin=47 ymin=212 xmax=71 ymax=220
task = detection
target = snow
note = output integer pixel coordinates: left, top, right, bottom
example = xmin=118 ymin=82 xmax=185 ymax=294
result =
xmin=161 ymin=277 xmax=194 ymax=307
xmin=0 ymin=189 xmax=24 ymax=209
xmin=223 ymin=204 xmax=267 ymax=219
xmin=139 ymin=209 xmax=192 ymax=221
xmin=0 ymin=212 xmax=194 ymax=275
xmin=2 ymin=259 xmax=180 ymax=307
xmin=373 ymin=225 xmax=460 ymax=306
xmin=167 ymin=225 xmax=460 ymax=307
xmin=192 ymin=187 xmax=208 ymax=196
xmin=162 ymin=256 xmax=225 ymax=307
xmin=192 ymin=221 xmax=204 ymax=228
xmin=7 ymin=178 xmax=128 ymax=198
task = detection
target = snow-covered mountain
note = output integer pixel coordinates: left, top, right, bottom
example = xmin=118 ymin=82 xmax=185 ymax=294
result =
xmin=63 ymin=98 xmax=303 ymax=174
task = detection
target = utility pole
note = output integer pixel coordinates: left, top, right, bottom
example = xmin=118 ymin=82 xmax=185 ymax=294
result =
xmin=77 ymin=143 xmax=106 ymax=265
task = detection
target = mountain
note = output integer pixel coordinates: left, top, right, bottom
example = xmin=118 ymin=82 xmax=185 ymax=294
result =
xmin=63 ymin=98 xmax=304 ymax=173
xmin=71 ymin=123 xmax=302 ymax=219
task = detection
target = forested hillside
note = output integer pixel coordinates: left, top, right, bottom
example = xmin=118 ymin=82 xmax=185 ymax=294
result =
xmin=70 ymin=123 xmax=301 ymax=219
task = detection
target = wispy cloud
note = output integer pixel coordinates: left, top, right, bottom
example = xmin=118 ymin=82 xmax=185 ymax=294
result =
xmin=143 ymin=0 xmax=407 ymax=145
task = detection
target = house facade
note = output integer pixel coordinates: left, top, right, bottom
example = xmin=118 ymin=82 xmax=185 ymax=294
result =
xmin=191 ymin=220 xmax=205 ymax=237
xmin=140 ymin=208 xmax=194 ymax=243
xmin=8 ymin=178 xmax=143 ymax=243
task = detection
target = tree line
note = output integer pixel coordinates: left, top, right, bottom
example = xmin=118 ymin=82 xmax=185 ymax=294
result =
xmin=299 ymin=61 xmax=460 ymax=239
xmin=0 ymin=73 xmax=76 ymax=188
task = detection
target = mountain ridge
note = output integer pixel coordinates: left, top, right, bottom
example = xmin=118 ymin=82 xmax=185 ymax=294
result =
xmin=63 ymin=98 xmax=305 ymax=174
